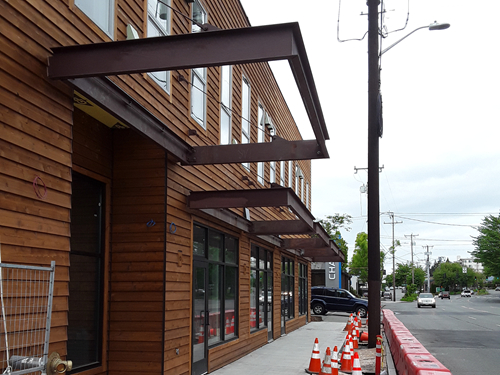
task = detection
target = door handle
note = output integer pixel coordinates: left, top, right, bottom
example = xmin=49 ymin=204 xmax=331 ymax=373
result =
xmin=205 ymin=311 xmax=210 ymax=326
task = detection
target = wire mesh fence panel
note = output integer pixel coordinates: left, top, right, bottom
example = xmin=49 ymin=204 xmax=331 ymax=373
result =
xmin=0 ymin=262 xmax=55 ymax=375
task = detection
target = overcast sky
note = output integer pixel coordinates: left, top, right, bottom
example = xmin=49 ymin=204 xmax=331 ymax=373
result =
xmin=240 ymin=0 xmax=500 ymax=274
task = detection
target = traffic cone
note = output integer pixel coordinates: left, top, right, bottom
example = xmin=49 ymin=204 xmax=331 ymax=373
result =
xmin=305 ymin=338 xmax=322 ymax=374
xmin=349 ymin=337 xmax=354 ymax=368
xmin=357 ymin=315 xmax=362 ymax=331
xmin=319 ymin=347 xmax=333 ymax=375
xmin=351 ymin=323 xmax=359 ymax=349
xmin=198 ymin=324 xmax=204 ymax=344
xmin=345 ymin=314 xmax=353 ymax=331
xmin=352 ymin=352 xmax=362 ymax=375
xmin=359 ymin=331 xmax=368 ymax=342
xmin=230 ymin=316 xmax=234 ymax=333
xmin=340 ymin=338 xmax=352 ymax=373
xmin=225 ymin=317 xmax=230 ymax=334
xmin=366 ymin=312 xmax=369 ymax=327
xmin=331 ymin=346 xmax=339 ymax=375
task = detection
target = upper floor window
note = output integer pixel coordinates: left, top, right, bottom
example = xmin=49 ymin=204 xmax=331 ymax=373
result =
xmin=190 ymin=0 xmax=208 ymax=128
xmin=241 ymin=77 xmax=251 ymax=170
xmin=220 ymin=65 xmax=232 ymax=145
xmin=147 ymin=0 xmax=171 ymax=93
xmin=75 ymin=0 xmax=114 ymax=38
xmin=288 ymin=161 xmax=293 ymax=188
xmin=257 ymin=104 xmax=265 ymax=185
xmin=280 ymin=161 xmax=286 ymax=186
xmin=306 ymin=182 xmax=310 ymax=208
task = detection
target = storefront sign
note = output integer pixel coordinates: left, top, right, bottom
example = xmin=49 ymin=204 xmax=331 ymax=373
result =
xmin=325 ymin=262 xmax=341 ymax=288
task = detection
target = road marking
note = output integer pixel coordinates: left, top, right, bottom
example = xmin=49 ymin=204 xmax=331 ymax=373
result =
xmin=468 ymin=316 xmax=476 ymax=320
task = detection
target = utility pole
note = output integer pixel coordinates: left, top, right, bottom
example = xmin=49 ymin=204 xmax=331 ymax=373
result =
xmin=384 ymin=212 xmax=402 ymax=302
xmin=405 ymin=234 xmax=419 ymax=285
xmin=366 ymin=0 xmax=380 ymax=349
xmin=422 ymin=245 xmax=433 ymax=292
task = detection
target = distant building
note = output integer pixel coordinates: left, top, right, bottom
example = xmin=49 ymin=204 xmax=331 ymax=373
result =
xmin=457 ymin=256 xmax=484 ymax=273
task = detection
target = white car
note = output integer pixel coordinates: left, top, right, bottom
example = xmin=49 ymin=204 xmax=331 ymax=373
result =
xmin=417 ymin=293 xmax=436 ymax=308
xmin=461 ymin=290 xmax=472 ymax=297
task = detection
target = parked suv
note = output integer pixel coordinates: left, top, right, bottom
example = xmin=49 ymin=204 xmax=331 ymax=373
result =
xmin=440 ymin=291 xmax=450 ymax=299
xmin=310 ymin=286 xmax=368 ymax=317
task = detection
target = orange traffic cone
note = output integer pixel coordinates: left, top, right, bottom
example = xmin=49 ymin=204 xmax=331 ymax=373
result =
xmin=340 ymin=339 xmax=352 ymax=373
xmin=352 ymin=352 xmax=362 ymax=375
xmin=359 ymin=331 xmax=368 ymax=342
xmin=230 ymin=316 xmax=234 ymax=333
xmin=349 ymin=337 xmax=354 ymax=368
xmin=319 ymin=347 xmax=333 ymax=375
xmin=366 ymin=312 xmax=369 ymax=327
xmin=357 ymin=315 xmax=362 ymax=331
xmin=225 ymin=317 xmax=230 ymax=334
xmin=351 ymin=324 xmax=359 ymax=349
xmin=305 ymin=338 xmax=322 ymax=374
xmin=331 ymin=345 xmax=339 ymax=375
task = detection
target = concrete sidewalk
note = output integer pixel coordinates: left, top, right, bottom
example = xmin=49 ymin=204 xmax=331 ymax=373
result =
xmin=212 ymin=321 xmax=347 ymax=375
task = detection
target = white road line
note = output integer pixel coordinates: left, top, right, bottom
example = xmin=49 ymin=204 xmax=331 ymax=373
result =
xmin=468 ymin=316 xmax=476 ymax=320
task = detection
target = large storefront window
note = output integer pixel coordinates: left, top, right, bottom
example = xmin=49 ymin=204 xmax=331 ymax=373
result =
xmin=299 ymin=263 xmax=308 ymax=316
xmin=281 ymin=256 xmax=294 ymax=321
xmin=250 ymin=245 xmax=272 ymax=335
xmin=193 ymin=224 xmax=238 ymax=346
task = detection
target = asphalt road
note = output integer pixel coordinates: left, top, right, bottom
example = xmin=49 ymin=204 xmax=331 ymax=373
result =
xmin=383 ymin=290 xmax=500 ymax=375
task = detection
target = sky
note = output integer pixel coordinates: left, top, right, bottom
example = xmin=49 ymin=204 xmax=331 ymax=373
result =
xmin=239 ymin=0 xmax=500 ymax=274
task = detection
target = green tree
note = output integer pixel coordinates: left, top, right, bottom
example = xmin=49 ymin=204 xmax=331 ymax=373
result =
xmin=471 ymin=214 xmax=500 ymax=278
xmin=433 ymin=262 xmax=474 ymax=292
xmin=349 ymin=232 xmax=385 ymax=284
xmin=393 ymin=263 xmax=425 ymax=289
xmin=318 ymin=214 xmax=352 ymax=272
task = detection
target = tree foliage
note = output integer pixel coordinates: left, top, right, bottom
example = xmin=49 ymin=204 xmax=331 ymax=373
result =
xmin=471 ymin=214 xmax=500 ymax=278
xmin=433 ymin=261 xmax=477 ymax=291
xmin=349 ymin=232 xmax=385 ymax=283
xmin=394 ymin=263 xmax=425 ymax=288
xmin=318 ymin=214 xmax=352 ymax=272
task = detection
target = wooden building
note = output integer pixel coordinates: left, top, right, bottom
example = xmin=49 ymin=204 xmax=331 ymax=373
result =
xmin=0 ymin=1 xmax=343 ymax=374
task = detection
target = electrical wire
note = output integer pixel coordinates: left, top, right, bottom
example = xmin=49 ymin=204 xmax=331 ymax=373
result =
xmin=336 ymin=0 xmax=368 ymax=43
xmin=394 ymin=215 xmax=479 ymax=228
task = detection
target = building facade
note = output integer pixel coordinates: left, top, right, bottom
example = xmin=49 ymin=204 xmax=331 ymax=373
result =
xmin=0 ymin=1 xmax=342 ymax=374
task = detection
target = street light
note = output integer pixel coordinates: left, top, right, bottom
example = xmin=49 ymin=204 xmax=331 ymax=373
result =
xmin=366 ymin=0 xmax=449 ymax=348
xmin=381 ymin=22 xmax=450 ymax=55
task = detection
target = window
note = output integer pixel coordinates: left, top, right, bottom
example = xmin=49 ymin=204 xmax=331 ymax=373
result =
xmin=306 ymin=182 xmax=310 ymax=208
xmin=147 ymin=0 xmax=171 ymax=93
xmin=268 ymin=123 xmax=276 ymax=184
xmin=220 ymin=65 xmax=232 ymax=145
xmin=288 ymin=160 xmax=293 ymax=188
xmin=270 ymin=161 xmax=276 ymax=184
xmin=281 ymin=257 xmax=294 ymax=321
xmin=299 ymin=263 xmax=308 ymax=316
xmin=257 ymin=104 xmax=265 ymax=185
xmin=295 ymin=165 xmax=300 ymax=195
xmin=191 ymin=0 xmax=207 ymax=128
xmin=68 ymin=172 xmax=105 ymax=371
xmin=75 ymin=0 xmax=114 ymax=37
xmin=193 ymin=224 xmax=238 ymax=344
xmin=301 ymin=176 xmax=304 ymax=201
xmin=241 ymin=77 xmax=251 ymax=170
xmin=280 ymin=161 xmax=286 ymax=186
xmin=250 ymin=245 xmax=272 ymax=333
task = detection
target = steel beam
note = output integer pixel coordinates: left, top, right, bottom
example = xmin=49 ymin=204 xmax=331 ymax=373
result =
xmin=68 ymin=76 xmax=192 ymax=163
xmin=48 ymin=22 xmax=329 ymax=158
xmin=187 ymin=188 xmax=314 ymax=229
xmin=185 ymin=137 xmax=324 ymax=164
xmin=250 ymin=220 xmax=312 ymax=235
xmin=282 ymin=238 xmax=326 ymax=249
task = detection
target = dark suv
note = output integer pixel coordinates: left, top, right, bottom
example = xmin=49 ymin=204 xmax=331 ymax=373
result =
xmin=310 ymin=286 xmax=368 ymax=317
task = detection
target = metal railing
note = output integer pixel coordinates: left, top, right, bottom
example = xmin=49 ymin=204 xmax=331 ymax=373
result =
xmin=0 ymin=262 xmax=55 ymax=375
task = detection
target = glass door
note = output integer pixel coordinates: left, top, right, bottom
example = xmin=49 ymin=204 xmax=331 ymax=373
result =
xmin=192 ymin=261 xmax=208 ymax=375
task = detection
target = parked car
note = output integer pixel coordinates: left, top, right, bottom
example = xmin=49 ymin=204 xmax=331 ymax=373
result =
xmin=496 ymin=286 xmax=500 ymax=291
xmin=417 ymin=293 xmax=436 ymax=308
xmin=310 ymin=286 xmax=368 ymax=317
xmin=383 ymin=291 xmax=392 ymax=301
xmin=440 ymin=291 xmax=450 ymax=299
xmin=461 ymin=290 xmax=471 ymax=297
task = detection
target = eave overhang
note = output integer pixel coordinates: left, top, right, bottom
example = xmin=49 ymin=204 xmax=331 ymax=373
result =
xmin=187 ymin=187 xmax=344 ymax=262
xmin=48 ymin=22 xmax=329 ymax=163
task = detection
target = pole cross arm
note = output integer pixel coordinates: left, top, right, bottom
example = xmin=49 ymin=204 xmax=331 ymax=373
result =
xmin=185 ymin=136 xmax=325 ymax=164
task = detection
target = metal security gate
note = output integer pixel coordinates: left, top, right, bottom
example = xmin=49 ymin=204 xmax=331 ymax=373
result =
xmin=0 ymin=261 xmax=55 ymax=375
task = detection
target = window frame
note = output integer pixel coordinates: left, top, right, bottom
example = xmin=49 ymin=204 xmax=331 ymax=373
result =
xmin=280 ymin=161 xmax=286 ymax=186
xmin=220 ymin=65 xmax=232 ymax=145
xmin=146 ymin=0 xmax=171 ymax=94
xmin=75 ymin=0 xmax=115 ymax=38
xmin=281 ymin=256 xmax=295 ymax=321
xmin=257 ymin=104 xmax=265 ymax=185
xmin=193 ymin=223 xmax=239 ymax=345
xmin=250 ymin=245 xmax=273 ymax=333
xmin=298 ymin=263 xmax=308 ymax=316
xmin=241 ymin=76 xmax=251 ymax=170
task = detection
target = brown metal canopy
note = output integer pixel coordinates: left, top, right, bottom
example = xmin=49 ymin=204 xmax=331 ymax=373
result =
xmin=48 ymin=22 xmax=330 ymax=164
xmin=188 ymin=187 xmax=343 ymax=262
